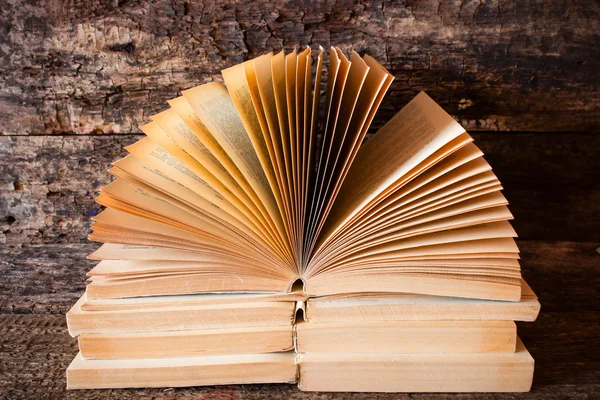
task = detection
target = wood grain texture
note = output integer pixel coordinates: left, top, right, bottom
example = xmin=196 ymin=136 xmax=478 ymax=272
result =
xmin=0 ymin=0 xmax=598 ymax=136
xmin=1 ymin=240 xmax=598 ymax=315
xmin=0 ymin=135 xmax=139 ymax=245
xmin=0 ymin=312 xmax=598 ymax=399
xmin=2 ymin=133 xmax=598 ymax=245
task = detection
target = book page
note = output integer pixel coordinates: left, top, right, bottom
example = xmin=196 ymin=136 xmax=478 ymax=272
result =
xmin=312 ymin=205 xmax=513 ymax=274
xmin=322 ymin=91 xmax=467 ymax=245
xmin=104 ymin=166 xmax=290 ymax=268
xmin=125 ymin=138 xmax=251 ymax=227
xmin=221 ymin=59 xmax=282 ymax=212
xmin=271 ymin=50 xmax=297 ymax=249
xmin=182 ymin=83 xmax=287 ymax=254
xmin=295 ymin=47 xmax=311 ymax=252
xmin=326 ymin=221 xmax=517 ymax=268
xmin=140 ymin=121 xmax=266 ymax=228
xmin=314 ymin=55 xmax=394 ymax=243
xmin=303 ymin=47 xmax=324 ymax=264
xmin=299 ymin=48 xmax=314 ymax=249
xmin=305 ymin=47 xmax=344 ymax=249
xmin=315 ymin=144 xmax=486 ymax=258
xmin=328 ymin=189 xmax=508 ymax=260
xmin=254 ymin=51 xmax=293 ymax=236
xmin=167 ymin=96 xmax=248 ymax=189
xmin=307 ymin=51 xmax=370 ymax=249
xmin=285 ymin=49 xmax=298 ymax=226
xmin=110 ymin=156 xmax=284 ymax=257
xmin=92 ymin=208 xmax=276 ymax=264
xmin=98 ymin=177 xmax=249 ymax=244
xmin=315 ymin=131 xmax=474 ymax=257
xmin=243 ymin=53 xmax=288 ymax=219
xmin=148 ymin=110 xmax=255 ymax=210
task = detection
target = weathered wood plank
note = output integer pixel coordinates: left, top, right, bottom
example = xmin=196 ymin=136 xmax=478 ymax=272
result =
xmin=474 ymin=132 xmax=600 ymax=242
xmin=1 ymin=241 xmax=597 ymax=315
xmin=2 ymin=133 xmax=598 ymax=245
xmin=0 ymin=312 xmax=598 ymax=399
xmin=0 ymin=243 xmax=98 ymax=314
xmin=0 ymin=135 xmax=139 ymax=245
xmin=0 ymin=0 xmax=598 ymax=135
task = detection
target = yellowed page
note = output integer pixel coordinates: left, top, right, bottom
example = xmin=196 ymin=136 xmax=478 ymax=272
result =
xmin=181 ymin=83 xmax=289 ymax=260
xmin=303 ymin=47 xmax=324 ymax=265
xmin=140 ymin=121 xmax=270 ymax=233
xmin=315 ymin=144 xmax=486 ymax=259
xmin=150 ymin=111 xmax=223 ymax=177
xmin=271 ymin=49 xmax=297 ymax=250
xmin=165 ymin=97 xmax=283 ymax=248
xmin=295 ymin=47 xmax=311 ymax=254
xmin=87 ymin=243 xmax=266 ymax=263
xmin=254 ymin=51 xmax=293 ymax=234
xmin=364 ymin=160 xmax=497 ymax=228
xmin=243 ymin=53 xmax=289 ymax=227
xmin=313 ymin=205 xmax=514 ymax=274
xmin=313 ymin=54 xmax=394 ymax=245
xmin=91 ymin=208 xmax=278 ymax=266
xmin=307 ymin=50 xmax=370 ymax=250
xmin=285 ymin=49 xmax=298 ymax=222
xmin=103 ymin=167 xmax=286 ymax=269
xmin=94 ymin=194 xmax=286 ymax=272
xmin=323 ymin=91 xmax=468 ymax=245
xmin=94 ymin=208 xmax=226 ymax=246
xmin=167 ymin=96 xmax=258 ymax=202
xmin=109 ymin=156 xmax=284 ymax=258
xmin=365 ymin=144 xmax=485 ymax=217
xmin=148 ymin=111 xmax=252 ymax=206
xmin=125 ymin=138 xmax=252 ymax=227
xmin=98 ymin=178 xmax=246 ymax=244
xmin=332 ymin=190 xmax=509 ymax=260
xmin=321 ymin=181 xmax=505 ymax=265
xmin=221 ymin=59 xmax=282 ymax=211
xmin=299 ymin=48 xmax=314 ymax=249
xmin=305 ymin=47 xmax=341 ymax=255
xmin=316 ymin=131 xmax=474 ymax=257
xmin=173 ymin=88 xmax=276 ymax=238
xmin=325 ymin=221 xmax=517 ymax=269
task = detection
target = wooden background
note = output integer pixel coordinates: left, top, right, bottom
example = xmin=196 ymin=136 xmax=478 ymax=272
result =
xmin=0 ymin=0 xmax=598 ymax=398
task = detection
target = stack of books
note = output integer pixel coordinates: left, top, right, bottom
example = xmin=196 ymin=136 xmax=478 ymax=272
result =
xmin=297 ymin=280 xmax=540 ymax=392
xmin=66 ymin=47 xmax=540 ymax=392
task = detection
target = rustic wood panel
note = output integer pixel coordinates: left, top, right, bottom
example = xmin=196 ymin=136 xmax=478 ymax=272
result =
xmin=1 ymin=240 xmax=597 ymax=315
xmin=0 ymin=0 xmax=598 ymax=135
xmin=2 ymin=133 xmax=598 ymax=245
xmin=0 ymin=311 xmax=598 ymax=399
xmin=0 ymin=135 xmax=139 ymax=245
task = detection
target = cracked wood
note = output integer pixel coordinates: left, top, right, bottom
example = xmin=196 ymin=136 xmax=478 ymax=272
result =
xmin=1 ymin=132 xmax=599 ymax=245
xmin=0 ymin=0 xmax=598 ymax=135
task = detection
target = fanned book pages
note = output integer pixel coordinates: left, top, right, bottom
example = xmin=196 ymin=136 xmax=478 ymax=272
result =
xmin=67 ymin=47 xmax=538 ymax=393
xmin=85 ymin=46 xmax=522 ymax=302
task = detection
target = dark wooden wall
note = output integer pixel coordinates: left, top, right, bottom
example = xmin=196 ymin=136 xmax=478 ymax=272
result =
xmin=1 ymin=0 xmax=599 ymax=296
xmin=1 ymin=2 xmax=599 ymax=397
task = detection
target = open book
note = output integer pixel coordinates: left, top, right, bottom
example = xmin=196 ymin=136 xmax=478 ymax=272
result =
xmin=88 ymin=46 xmax=521 ymax=302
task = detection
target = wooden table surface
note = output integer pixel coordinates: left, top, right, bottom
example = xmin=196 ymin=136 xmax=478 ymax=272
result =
xmin=1 ymin=241 xmax=598 ymax=399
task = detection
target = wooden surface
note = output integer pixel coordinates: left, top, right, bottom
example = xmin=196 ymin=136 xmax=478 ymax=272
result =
xmin=0 ymin=241 xmax=599 ymax=398
xmin=1 ymin=0 xmax=599 ymax=245
xmin=1 ymin=0 xmax=599 ymax=398
xmin=0 ymin=0 xmax=598 ymax=135
xmin=2 ymin=132 xmax=599 ymax=245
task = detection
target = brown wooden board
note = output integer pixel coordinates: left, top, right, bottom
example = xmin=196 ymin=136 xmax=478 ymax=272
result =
xmin=2 ymin=133 xmax=598 ymax=245
xmin=0 ymin=0 xmax=598 ymax=136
